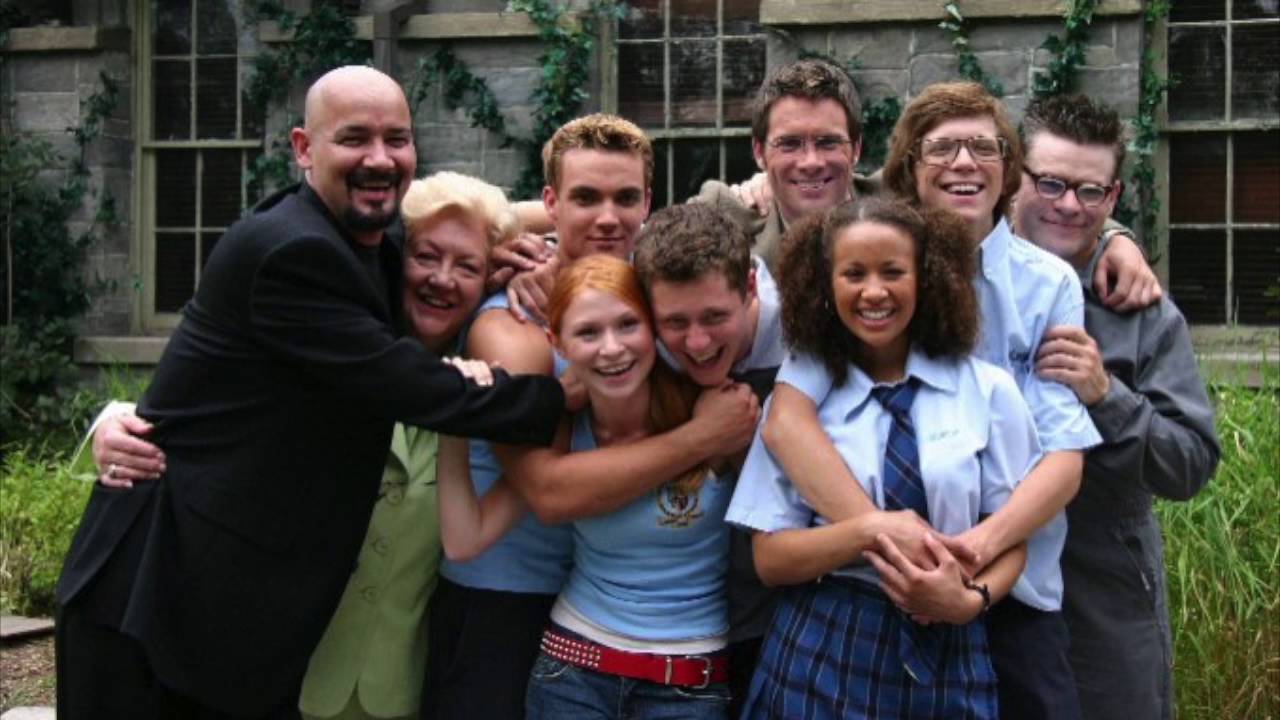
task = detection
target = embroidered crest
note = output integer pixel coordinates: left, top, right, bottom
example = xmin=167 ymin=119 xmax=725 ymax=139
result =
xmin=656 ymin=477 xmax=704 ymax=528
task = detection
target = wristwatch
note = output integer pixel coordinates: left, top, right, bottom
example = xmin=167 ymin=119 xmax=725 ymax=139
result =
xmin=964 ymin=577 xmax=991 ymax=614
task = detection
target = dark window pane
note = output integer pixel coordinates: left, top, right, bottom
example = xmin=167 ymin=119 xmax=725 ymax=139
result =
xmin=1169 ymin=229 xmax=1227 ymax=323
xmin=202 ymin=150 xmax=243 ymax=227
xmin=1170 ymin=0 xmax=1225 ymax=21
xmin=724 ymin=0 xmax=763 ymax=35
xmin=1234 ymin=230 xmax=1280 ymax=324
xmin=618 ymin=42 xmax=665 ymax=128
xmin=672 ymin=139 xmax=719 ymax=204
xmin=240 ymin=58 xmax=265 ymax=139
xmin=1235 ymin=131 xmax=1280 ymax=223
xmin=196 ymin=0 xmax=237 ymax=55
xmin=196 ymin=57 xmax=237 ymax=138
xmin=1233 ymin=0 xmax=1280 ymax=19
xmin=153 ymin=0 xmax=192 ymax=55
xmin=155 ymin=232 xmax=196 ymax=313
xmin=619 ymin=0 xmax=661 ymax=40
xmin=156 ymin=151 xmax=197 ymax=227
xmin=724 ymin=136 xmax=757 ymax=187
xmin=153 ymin=60 xmax=192 ymax=140
xmin=1233 ymin=24 xmax=1280 ymax=120
xmin=671 ymin=0 xmax=716 ymax=37
xmin=200 ymin=231 xmax=224 ymax=274
xmin=652 ymin=140 xmax=670 ymax=209
xmin=723 ymin=38 xmax=766 ymax=126
xmin=672 ymin=40 xmax=717 ymax=127
xmin=1170 ymin=134 xmax=1226 ymax=223
xmin=1168 ymin=27 xmax=1225 ymax=122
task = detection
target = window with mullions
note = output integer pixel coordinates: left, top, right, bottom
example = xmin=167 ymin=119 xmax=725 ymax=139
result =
xmin=1165 ymin=0 xmax=1279 ymax=326
xmin=612 ymin=0 xmax=767 ymax=207
xmin=143 ymin=0 xmax=264 ymax=323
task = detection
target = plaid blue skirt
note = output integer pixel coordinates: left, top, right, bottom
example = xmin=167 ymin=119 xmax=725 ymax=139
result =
xmin=740 ymin=577 xmax=997 ymax=720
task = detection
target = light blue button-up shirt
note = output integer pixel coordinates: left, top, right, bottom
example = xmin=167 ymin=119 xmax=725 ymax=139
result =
xmin=774 ymin=219 xmax=1101 ymax=610
xmin=728 ymin=348 xmax=1041 ymax=589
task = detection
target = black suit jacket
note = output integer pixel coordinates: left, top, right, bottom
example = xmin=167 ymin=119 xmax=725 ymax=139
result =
xmin=56 ymin=183 xmax=564 ymax=715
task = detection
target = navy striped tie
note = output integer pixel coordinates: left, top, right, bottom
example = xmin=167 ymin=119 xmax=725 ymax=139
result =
xmin=871 ymin=379 xmax=927 ymax=521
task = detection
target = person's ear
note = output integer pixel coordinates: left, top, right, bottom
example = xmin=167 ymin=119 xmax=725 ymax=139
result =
xmin=290 ymin=127 xmax=313 ymax=170
xmin=752 ymin=138 xmax=767 ymax=172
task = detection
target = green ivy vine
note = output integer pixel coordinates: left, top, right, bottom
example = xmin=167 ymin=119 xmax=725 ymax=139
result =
xmin=1 ymin=72 xmax=122 ymax=442
xmin=406 ymin=46 xmax=513 ymax=145
xmin=939 ymin=2 xmax=1004 ymax=97
xmin=1032 ymin=0 xmax=1099 ymax=97
xmin=1121 ymin=0 xmax=1171 ymax=254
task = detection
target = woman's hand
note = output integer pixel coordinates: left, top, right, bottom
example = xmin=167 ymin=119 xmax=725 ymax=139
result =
xmin=443 ymin=356 xmax=496 ymax=386
xmin=864 ymin=532 xmax=984 ymax=625
xmin=93 ymin=413 xmax=166 ymax=488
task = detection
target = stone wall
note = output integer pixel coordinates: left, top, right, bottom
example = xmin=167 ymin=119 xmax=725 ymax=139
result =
xmin=2 ymin=31 xmax=135 ymax=336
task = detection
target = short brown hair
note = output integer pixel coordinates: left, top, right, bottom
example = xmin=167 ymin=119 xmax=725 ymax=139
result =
xmin=1021 ymin=94 xmax=1126 ymax=181
xmin=882 ymin=82 xmax=1022 ymax=221
xmin=751 ymin=59 xmax=863 ymax=146
xmin=633 ymin=204 xmax=753 ymax=296
xmin=778 ymin=197 xmax=979 ymax=386
xmin=542 ymin=113 xmax=653 ymax=192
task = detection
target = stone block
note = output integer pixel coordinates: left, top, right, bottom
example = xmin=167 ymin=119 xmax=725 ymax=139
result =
xmin=913 ymin=22 xmax=955 ymax=56
xmin=453 ymin=40 xmax=543 ymax=69
xmin=830 ymin=27 xmax=914 ymax=69
xmin=1001 ymin=93 xmax=1029 ymax=123
xmin=0 ymin=706 xmax=56 ymax=720
xmin=417 ymin=123 xmax=486 ymax=162
xmin=784 ymin=27 xmax=831 ymax=59
xmin=766 ymin=29 xmax=802 ymax=69
xmin=481 ymin=147 xmax=530 ymax=190
xmin=908 ymin=50 xmax=1027 ymax=97
xmin=482 ymin=66 xmax=540 ymax=108
xmin=1113 ymin=19 xmax=1144 ymax=58
xmin=1077 ymin=66 xmax=1139 ymax=116
xmin=852 ymin=69 xmax=909 ymax=101
xmin=12 ymin=55 xmax=78 ymax=93
xmin=85 ymin=135 xmax=132 ymax=169
xmin=499 ymin=103 xmax=537 ymax=138
xmin=13 ymin=92 xmax=80 ymax=132
xmin=418 ymin=160 xmax=483 ymax=179
xmin=966 ymin=19 xmax=1063 ymax=53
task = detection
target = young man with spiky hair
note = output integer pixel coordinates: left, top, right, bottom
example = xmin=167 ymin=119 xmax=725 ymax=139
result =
xmin=1014 ymin=93 xmax=1220 ymax=720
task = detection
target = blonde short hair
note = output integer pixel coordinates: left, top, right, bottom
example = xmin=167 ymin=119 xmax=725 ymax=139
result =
xmin=541 ymin=114 xmax=653 ymax=191
xmin=400 ymin=171 xmax=519 ymax=250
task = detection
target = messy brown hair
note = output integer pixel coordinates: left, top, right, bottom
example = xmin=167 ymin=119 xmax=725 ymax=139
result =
xmin=542 ymin=113 xmax=654 ymax=192
xmin=633 ymin=204 xmax=753 ymax=296
xmin=778 ymin=197 xmax=979 ymax=386
xmin=882 ymin=81 xmax=1022 ymax=222
xmin=751 ymin=59 xmax=863 ymax=146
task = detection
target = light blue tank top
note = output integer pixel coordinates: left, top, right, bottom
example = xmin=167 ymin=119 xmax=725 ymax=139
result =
xmin=560 ymin=412 xmax=732 ymax=641
xmin=439 ymin=293 xmax=574 ymax=594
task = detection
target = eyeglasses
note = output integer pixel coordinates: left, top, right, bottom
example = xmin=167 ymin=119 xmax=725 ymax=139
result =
xmin=1022 ymin=169 xmax=1116 ymax=207
xmin=766 ymin=135 xmax=853 ymax=155
xmin=915 ymin=136 xmax=1006 ymax=166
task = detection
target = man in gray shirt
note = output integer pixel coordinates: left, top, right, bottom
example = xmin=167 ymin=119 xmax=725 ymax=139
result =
xmin=1015 ymin=94 xmax=1220 ymax=720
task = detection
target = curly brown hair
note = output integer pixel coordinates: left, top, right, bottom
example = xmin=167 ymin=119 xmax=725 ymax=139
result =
xmin=882 ymin=82 xmax=1022 ymax=223
xmin=778 ymin=197 xmax=980 ymax=386
xmin=632 ymin=203 xmax=753 ymax=296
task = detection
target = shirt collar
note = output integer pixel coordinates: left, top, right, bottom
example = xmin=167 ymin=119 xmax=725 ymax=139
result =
xmin=979 ymin=217 xmax=1014 ymax=279
xmin=835 ymin=346 xmax=960 ymax=422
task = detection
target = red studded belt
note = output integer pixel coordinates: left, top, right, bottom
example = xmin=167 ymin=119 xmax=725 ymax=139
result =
xmin=539 ymin=628 xmax=730 ymax=689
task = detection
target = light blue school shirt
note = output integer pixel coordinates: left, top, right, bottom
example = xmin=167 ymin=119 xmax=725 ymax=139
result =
xmin=728 ymin=349 xmax=1040 ymax=588
xmin=439 ymin=292 xmax=575 ymax=594
xmin=775 ymin=219 xmax=1100 ymax=610
xmin=656 ymin=256 xmax=787 ymax=375
xmin=559 ymin=412 xmax=734 ymax=642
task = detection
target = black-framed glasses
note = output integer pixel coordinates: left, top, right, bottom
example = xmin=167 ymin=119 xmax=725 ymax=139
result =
xmin=1022 ymin=169 xmax=1117 ymax=207
xmin=916 ymin=136 xmax=1006 ymax=166
xmin=766 ymin=135 xmax=853 ymax=155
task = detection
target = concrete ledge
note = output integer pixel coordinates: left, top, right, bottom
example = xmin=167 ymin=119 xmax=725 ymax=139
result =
xmin=75 ymin=335 xmax=168 ymax=365
xmin=1 ymin=26 xmax=130 ymax=53
xmin=258 ymin=12 xmax=547 ymax=43
xmin=760 ymin=0 xmax=1142 ymax=25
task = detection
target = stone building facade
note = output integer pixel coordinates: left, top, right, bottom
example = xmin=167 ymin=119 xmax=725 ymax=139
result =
xmin=2 ymin=0 xmax=1275 ymax=365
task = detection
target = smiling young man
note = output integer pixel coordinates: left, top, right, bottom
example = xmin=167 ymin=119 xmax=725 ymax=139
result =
xmin=631 ymin=203 xmax=788 ymax=714
xmin=1014 ymin=94 xmax=1220 ymax=720
xmin=424 ymin=114 xmax=759 ymax=720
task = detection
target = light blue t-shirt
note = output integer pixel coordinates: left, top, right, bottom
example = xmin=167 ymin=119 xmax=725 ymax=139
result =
xmin=728 ymin=349 xmax=1040 ymax=587
xmin=775 ymin=219 xmax=1101 ymax=610
xmin=559 ymin=412 xmax=734 ymax=642
xmin=439 ymin=292 xmax=574 ymax=594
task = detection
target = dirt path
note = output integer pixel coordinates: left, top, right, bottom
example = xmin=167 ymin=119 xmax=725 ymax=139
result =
xmin=0 ymin=637 xmax=55 ymax=712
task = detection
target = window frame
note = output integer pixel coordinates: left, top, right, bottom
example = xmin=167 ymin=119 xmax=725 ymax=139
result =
xmin=1159 ymin=6 xmax=1280 ymax=328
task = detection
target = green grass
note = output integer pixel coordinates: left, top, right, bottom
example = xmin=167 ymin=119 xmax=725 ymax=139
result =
xmin=1157 ymin=372 xmax=1279 ymax=719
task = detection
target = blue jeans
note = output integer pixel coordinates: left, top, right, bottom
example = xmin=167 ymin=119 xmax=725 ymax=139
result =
xmin=525 ymin=652 xmax=730 ymax=720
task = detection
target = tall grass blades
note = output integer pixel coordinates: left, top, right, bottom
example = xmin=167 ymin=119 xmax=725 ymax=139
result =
xmin=0 ymin=448 xmax=92 ymax=616
xmin=1157 ymin=371 xmax=1280 ymax=719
